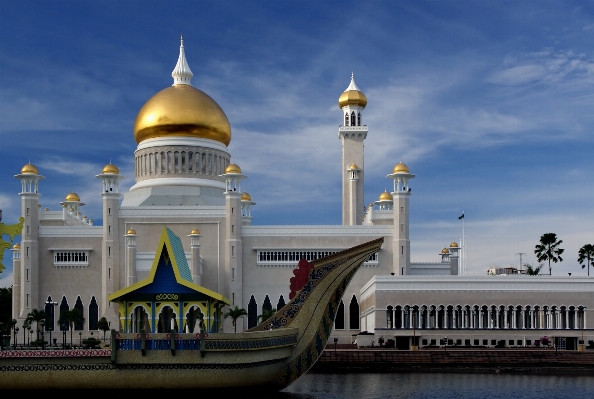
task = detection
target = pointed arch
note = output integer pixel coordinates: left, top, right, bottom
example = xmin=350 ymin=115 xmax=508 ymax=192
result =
xmin=349 ymin=295 xmax=359 ymax=329
xmin=350 ymin=111 xmax=356 ymax=126
xmin=276 ymin=295 xmax=286 ymax=310
xmin=345 ymin=112 xmax=349 ymax=126
xmin=59 ymin=296 xmax=69 ymax=331
xmin=74 ymin=296 xmax=84 ymax=330
xmin=248 ymin=295 xmax=258 ymax=328
xmin=335 ymin=300 xmax=345 ymax=329
xmin=357 ymin=112 xmax=361 ymax=126
xmin=262 ymin=295 xmax=272 ymax=313
xmin=89 ymin=296 xmax=99 ymax=330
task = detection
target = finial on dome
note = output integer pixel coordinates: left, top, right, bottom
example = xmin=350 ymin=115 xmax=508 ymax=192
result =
xmin=345 ymin=73 xmax=360 ymax=92
xmin=172 ymin=35 xmax=193 ymax=86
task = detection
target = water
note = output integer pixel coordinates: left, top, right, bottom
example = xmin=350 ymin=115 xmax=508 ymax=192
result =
xmin=276 ymin=373 xmax=594 ymax=399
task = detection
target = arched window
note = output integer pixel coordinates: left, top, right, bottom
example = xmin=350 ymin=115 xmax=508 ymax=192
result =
xmin=74 ymin=296 xmax=84 ymax=330
xmin=89 ymin=296 xmax=99 ymax=330
xmin=357 ymin=112 xmax=361 ymax=126
xmin=349 ymin=295 xmax=359 ymax=329
xmin=350 ymin=111 xmax=356 ymax=126
xmin=262 ymin=295 xmax=273 ymax=314
xmin=59 ymin=296 xmax=69 ymax=331
xmin=395 ymin=305 xmax=402 ymax=329
xmin=387 ymin=305 xmax=394 ymax=329
xmin=335 ymin=300 xmax=345 ymax=329
xmin=345 ymin=113 xmax=349 ymax=126
xmin=248 ymin=296 xmax=258 ymax=328
xmin=44 ymin=296 xmax=55 ymax=332
xmin=277 ymin=295 xmax=286 ymax=310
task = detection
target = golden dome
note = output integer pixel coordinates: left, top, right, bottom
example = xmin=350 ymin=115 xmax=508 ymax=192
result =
xmin=225 ymin=164 xmax=241 ymax=174
xmin=133 ymin=85 xmax=231 ymax=146
xmin=392 ymin=162 xmax=410 ymax=174
xmin=190 ymin=228 xmax=200 ymax=235
xmin=450 ymin=242 xmax=459 ymax=248
xmin=69 ymin=207 xmax=74 ymax=211
xmin=21 ymin=163 xmax=39 ymax=175
xmin=241 ymin=192 xmax=252 ymax=201
xmin=102 ymin=163 xmax=119 ymax=174
xmin=44 ymin=207 xmax=49 ymax=211
xmin=441 ymin=248 xmax=450 ymax=254
xmin=378 ymin=191 xmax=393 ymax=201
xmin=339 ymin=90 xmax=367 ymax=108
xmin=127 ymin=228 xmax=136 ymax=235
xmin=13 ymin=243 xmax=21 ymax=249
xmin=348 ymin=163 xmax=359 ymax=170
xmin=65 ymin=192 xmax=80 ymax=202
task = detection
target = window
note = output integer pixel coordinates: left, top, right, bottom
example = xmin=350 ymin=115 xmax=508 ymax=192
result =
xmin=401 ymin=246 xmax=404 ymax=255
xmin=232 ymin=268 xmax=235 ymax=280
xmin=108 ymin=208 xmax=111 ymax=215
xmin=345 ymin=113 xmax=349 ymax=126
xmin=248 ymin=295 xmax=257 ymax=328
xmin=26 ymin=269 xmax=29 ymax=281
xmin=108 ymin=225 xmax=111 ymax=234
xmin=350 ymin=111 xmax=356 ymax=126
xmin=357 ymin=112 xmax=361 ymax=126
xmin=349 ymin=295 xmax=359 ymax=329
xmin=26 ymin=294 xmax=29 ymax=307
xmin=74 ymin=297 xmax=84 ymax=330
xmin=465 ymin=339 xmax=471 ymax=346
xmin=231 ymin=207 xmax=234 ymax=215
xmin=422 ymin=339 xmax=428 ymax=346
xmin=232 ymin=246 xmax=235 ymax=257
xmin=26 ymin=247 xmax=29 ymax=258
xmin=483 ymin=339 xmax=488 ymax=346
xmin=232 ymin=293 xmax=235 ymax=305
xmin=89 ymin=296 xmax=99 ymax=330
xmin=474 ymin=339 xmax=479 ymax=346
xmin=335 ymin=300 xmax=345 ymax=329
xmin=231 ymin=224 xmax=234 ymax=234
xmin=53 ymin=250 xmax=89 ymax=267
xmin=108 ymin=246 xmax=111 ymax=257
xmin=517 ymin=340 xmax=522 ymax=346
xmin=108 ymin=268 xmax=111 ymax=279
xmin=26 ymin=207 xmax=30 ymax=216
xmin=509 ymin=340 xmax=514 ymax=346
xmin=491 ymin=340 xmax=496 ymax=346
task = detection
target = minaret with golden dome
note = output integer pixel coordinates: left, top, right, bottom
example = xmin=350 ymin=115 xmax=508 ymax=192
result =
xmin=387 ymin=162 xmax=415 ymax=275
xmin=338 ymin=74 xmax=368 ymax=225
xmin=14 ymin=162 xmax=45 ymax=317
xmin=123 ymin=37 xmax=233 ymax=207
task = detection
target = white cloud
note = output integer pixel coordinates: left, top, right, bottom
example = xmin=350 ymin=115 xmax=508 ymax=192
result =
xmin=0 ymin=272 xmax=13 ymax=288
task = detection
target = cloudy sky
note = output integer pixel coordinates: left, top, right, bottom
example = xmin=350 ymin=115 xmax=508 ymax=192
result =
xmin=1 ymin=1 xmax=593 ymax=286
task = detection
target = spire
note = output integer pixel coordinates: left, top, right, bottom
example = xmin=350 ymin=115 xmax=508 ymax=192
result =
xmin=345 ymin=72 xmax=360 ymax=91
xmin=172 ymin=35 xmax=193 ymax=86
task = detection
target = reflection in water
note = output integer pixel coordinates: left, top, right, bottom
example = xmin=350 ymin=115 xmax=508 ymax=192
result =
xmin=26 ymin=373 xmax=594 ymax=398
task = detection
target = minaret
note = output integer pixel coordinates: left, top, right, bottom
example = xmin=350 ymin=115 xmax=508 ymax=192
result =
xmin=338 ymin=74 xmax=367 ymax=225
xmin=14 ymin=163 xmax=44 ymax=316
xmin=125 ymin=228 xmax=137 ymax=286
xmin=240 ymin=192 xmax=256 ymax=226
xmin=221 ymin=163 xmax=246 ymax=330
xmin=189 ymin=229 xmax=202 ymax=285
xmin=387 ymin=162 xmax=415 ymax=275
xmin=96 ymin=163 xmax=125 ymax=324
xmin=11 ymin=244 xmax=21 ymax=319
xmin=449 ymin=242 xmax=460 ymax=275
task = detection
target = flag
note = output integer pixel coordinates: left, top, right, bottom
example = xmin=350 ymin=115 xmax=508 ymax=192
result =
xmin=458 ymin=213 xmax=464 ymax=220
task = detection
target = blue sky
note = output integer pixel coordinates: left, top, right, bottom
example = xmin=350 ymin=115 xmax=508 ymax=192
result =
xmin=1 ymin=1 xmax=593 ymax=286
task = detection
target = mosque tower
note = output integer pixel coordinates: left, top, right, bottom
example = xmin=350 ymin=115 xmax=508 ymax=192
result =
xmin=387 ymin=163 xmax=415 ymax=275
xmin=338 ymin=75 xmax=367 ymax=225
xmin=123 ymin=36 xmax=232 ymax=206
xmin=14 ymin=163 xmax=44 ymax=317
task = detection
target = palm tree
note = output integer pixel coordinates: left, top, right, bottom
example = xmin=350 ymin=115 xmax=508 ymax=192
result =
xmin=258 ymin=308 xmax=276 ymax=325
xmin=525 ymin=263 xmax=543 ymax=276
xmin=58 ymin=309 xmax=85 ymax=346
xmin=534 ymin=233 xmax=564 ymax=275
xmin=223 ymin=306 xmax=247 ymax=333
xmin=578 ymin=244 xmax=594 ymax=276
xmin=25 ymin=309 xmax=47 ymax=343
xmin=98 ymin=317 xmax=110 ymax=343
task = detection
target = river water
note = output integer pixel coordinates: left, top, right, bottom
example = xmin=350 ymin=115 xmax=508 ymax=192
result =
xmin=274 ymin=373 xmax=594 ymax=399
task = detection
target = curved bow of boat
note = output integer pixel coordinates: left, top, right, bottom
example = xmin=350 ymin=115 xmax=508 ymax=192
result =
xmin=247 ymin=237 xmax=384 ymax=389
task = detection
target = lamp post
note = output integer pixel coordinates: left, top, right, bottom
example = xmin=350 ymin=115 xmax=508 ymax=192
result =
xmin=45 ymin=299 xmax=57 ymax=348
xmin=11 ymin=319 xmax=17 ymax=349
xmin=22 ymin=322 xmax=27 ymax=347
xmin=40 ymin=320 xmax=45 ymax=350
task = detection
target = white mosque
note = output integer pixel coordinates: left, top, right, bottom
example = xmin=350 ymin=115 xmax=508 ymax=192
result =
xmin=10 ymin=39 xmax=593 ymax=349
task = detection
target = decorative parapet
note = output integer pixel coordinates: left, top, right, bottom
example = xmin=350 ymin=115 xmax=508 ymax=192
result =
xmin=39 ymin=226 xmax=102 ymax=237
xmin=0 ymin=349 xmax=110 ymax=358
xmin=242 ymin=225 xmax=392 ymax=237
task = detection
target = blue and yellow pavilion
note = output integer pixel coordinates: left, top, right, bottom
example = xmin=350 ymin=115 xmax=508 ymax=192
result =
xmin=108 ymin=227 xmax=230 ymax=333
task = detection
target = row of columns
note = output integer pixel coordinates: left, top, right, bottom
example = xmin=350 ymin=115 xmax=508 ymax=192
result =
xmin=135 ymin=150 xmax=229 ymax=179
xmin=386 ymin=306 xmax=586 ymax=330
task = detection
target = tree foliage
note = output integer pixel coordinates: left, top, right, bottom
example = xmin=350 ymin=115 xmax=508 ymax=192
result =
xmin=258 ymin=308 xmax=276 ymax=325
xmin=224 ymin=306 xmax=248 ymax=333
xmin=534 ymin=233 xmax=564 ymax=275
xmin=524 ymin=263 xmax=543 ymax=275
xmin=578 ymin=244 xmax=594 ymax=276
xmin=98 ymin=317 xmax=110 ymax=342
xmin=58 ymin=309 xmax=85 ymax=346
